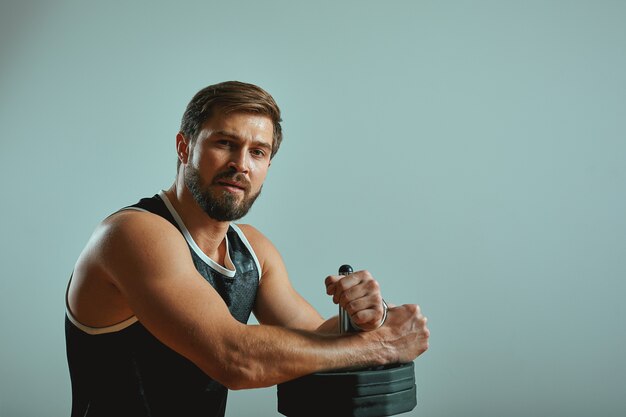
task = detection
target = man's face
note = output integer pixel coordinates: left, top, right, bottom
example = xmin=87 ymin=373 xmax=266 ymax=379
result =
xmin=183 ymin=111 xmax=273 ymax=221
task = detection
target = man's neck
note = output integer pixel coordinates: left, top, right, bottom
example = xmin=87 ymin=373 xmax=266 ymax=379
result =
xmin=163 ymin=183 xmax=230 ymax=264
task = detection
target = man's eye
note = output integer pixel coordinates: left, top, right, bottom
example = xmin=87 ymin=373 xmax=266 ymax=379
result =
xmin=251 ymin=149 xmax=266 ymax=157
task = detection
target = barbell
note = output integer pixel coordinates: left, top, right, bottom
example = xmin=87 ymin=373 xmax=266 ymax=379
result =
xmin=277 ymin=265 xmax=417 ymax=417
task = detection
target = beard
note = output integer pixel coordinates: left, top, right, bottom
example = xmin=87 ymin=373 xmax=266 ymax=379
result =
xmin=184 ymin=165 xmax=262 ymax=222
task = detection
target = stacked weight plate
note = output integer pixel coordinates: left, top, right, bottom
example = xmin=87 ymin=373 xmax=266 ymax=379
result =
xmin=277 ymin=362 xmax=416 ymax=417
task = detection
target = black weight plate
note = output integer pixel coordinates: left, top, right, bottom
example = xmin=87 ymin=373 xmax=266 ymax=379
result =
xmin=278 ymin=362 xmax=414 ymax=398
xmin=278 ymin=372 xmax=414 ymax=399
xmin=277 ymin=384 xmax=417 ymax=417
xmin=351 ymin=385 xmax=417 ymax=417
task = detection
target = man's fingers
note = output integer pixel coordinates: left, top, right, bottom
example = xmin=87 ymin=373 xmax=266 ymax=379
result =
xmin=338 ymin=278 xmax=380 ymax=306
xmin=351 ymin=309 xmax=378 ymax=325
xmin=324 ymin=275 xmax=341 ymax=296
xmin=326 ymin=274 xmax=361 ymax=303
xmin=349 ymin=295 xmax=384 ymax=322
xmin=343 ymin=296 xmax=379 ymax=315
xmin=325 ymin=271 xmax=383 ymax=328
xmin=350 ymin=306 xmax=386 ymax=330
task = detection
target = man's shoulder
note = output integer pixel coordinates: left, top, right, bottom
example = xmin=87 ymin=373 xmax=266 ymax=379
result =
xmin=72 ymin=208 xmax=190 ymax=304
xmin=88 ymin=209 xmax=185 ymax=258
xmin=76 ymin=209 xmax=191 ymax=283
xmin=104 ymin=208 xmax=177 ymax=234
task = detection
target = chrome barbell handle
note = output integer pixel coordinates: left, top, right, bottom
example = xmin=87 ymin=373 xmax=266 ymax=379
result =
xmin=338 ymin=264 xmax=357 ymax=334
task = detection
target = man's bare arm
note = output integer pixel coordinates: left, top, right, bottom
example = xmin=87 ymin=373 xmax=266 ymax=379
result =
xmin=239 ymin=224 xmax=327 ymax=331
xmin=92 ymin=213 xmax=427 ymax=390
xmin=240 ymin=225 xmax=385 ymax=334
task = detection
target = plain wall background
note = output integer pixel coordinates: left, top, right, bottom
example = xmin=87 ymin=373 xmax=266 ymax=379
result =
xmin=1 ymin=1 xmax=625 ymax=416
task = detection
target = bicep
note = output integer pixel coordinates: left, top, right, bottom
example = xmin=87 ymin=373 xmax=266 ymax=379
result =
xmin=97 ymin=214 xmax=242 ymax=378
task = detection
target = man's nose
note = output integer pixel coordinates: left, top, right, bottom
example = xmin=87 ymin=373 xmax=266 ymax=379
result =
xmin=227 ymin=149 xmax=249 ymax=173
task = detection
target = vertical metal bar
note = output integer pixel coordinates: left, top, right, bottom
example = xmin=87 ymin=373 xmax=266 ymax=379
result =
xmin=338 ymin=264 xmax=356 ymax=334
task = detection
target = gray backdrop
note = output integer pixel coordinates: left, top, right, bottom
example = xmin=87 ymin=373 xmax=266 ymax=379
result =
xmin=1 ymin=1 xmax=625 ymax=416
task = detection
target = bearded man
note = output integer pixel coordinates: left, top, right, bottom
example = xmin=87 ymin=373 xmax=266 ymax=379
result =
xmin=65 ymin=81 xmax=429 ymax=417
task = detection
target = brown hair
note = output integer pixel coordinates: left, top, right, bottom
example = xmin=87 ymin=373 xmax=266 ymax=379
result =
xmin=178 ymin=81 xmax=283 ymax=169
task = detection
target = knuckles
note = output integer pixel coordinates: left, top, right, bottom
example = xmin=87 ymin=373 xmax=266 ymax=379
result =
xmin=401 ymin=304 xmax=429 ymax=332
xmin=360 ymin=270 xmax=373 ymax=280
xmin=336 ymin=279 xmax=350 ymax=293
xmin=405 ymin=304 xmax=415 ymax=314
xmin=372 ymin=294 xmax=383 ymax=310
xmin=324 ymin=275 xmax=338 ymax=288
xmin=336 ymin=271 xmax=381 ymax=299
xmin=366 ymin=279 xmax=380 ymax=292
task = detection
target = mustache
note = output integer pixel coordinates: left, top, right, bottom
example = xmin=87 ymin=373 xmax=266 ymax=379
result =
xmin=212 ymin=170 xmax=251 ymax=190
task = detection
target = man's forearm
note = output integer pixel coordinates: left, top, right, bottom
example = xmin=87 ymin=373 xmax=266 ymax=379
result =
xmin=197 ymin=320 xmax=392 ymax=390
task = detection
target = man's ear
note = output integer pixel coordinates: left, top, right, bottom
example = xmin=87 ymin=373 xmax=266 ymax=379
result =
xmin=176 ymin=132 xmax=189 ymax=164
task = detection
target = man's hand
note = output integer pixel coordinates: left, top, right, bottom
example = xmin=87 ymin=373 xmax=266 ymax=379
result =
xmin=325 ymin=270 xmax=386 ymax=332
xmin=376 ymin=304 xmax=430 ymax=363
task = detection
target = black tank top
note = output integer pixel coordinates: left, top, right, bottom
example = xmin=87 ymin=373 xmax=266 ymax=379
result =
xmin=65 ymin=192 xmax=260 ymax=417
